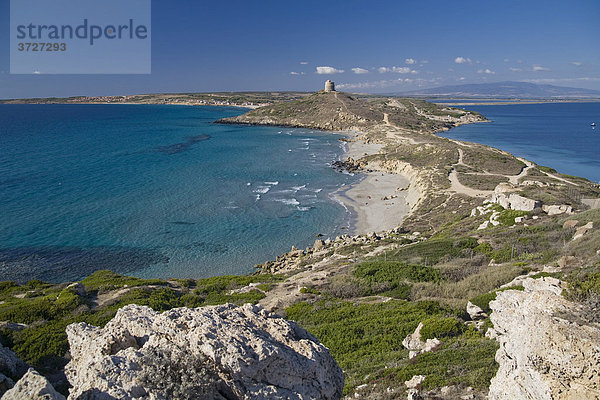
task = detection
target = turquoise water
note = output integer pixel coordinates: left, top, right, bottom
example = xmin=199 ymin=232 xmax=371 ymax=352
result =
xmin=0 ymin=105 xmax=357 ymax=283
xmin=439 ymin=102 xmax=600 ymax=183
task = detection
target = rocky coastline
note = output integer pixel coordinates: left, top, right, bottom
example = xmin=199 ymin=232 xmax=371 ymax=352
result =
xmin=1 ymin=91 xmax=600 ymax=399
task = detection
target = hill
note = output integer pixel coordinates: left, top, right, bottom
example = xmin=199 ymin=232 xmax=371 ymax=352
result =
xmin=397 ymin=81 xmax=600 ymax=99
xmin=217 ymin=90 xmax=485 ymax=132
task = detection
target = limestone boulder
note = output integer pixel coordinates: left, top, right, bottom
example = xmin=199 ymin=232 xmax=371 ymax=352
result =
xmin=466 ymin=301 xmax=487 ymax=320
xmin=488 ymin=277 xmax=600 ymax=399
xmin=1 ymin=368 xmax=65 ymax=400
xmin=0 ymin=344 xmax=28 ymax=380
xmin=573 ymin=222 xmax=593 ymax=241
xmin=65 ymin=303 xmax=343 ymax=400
xmin=562 ymin=220 xmax=579 ymax=229
xmin=402 ymin=322 xmax=442 ymax=360
xmin=542 ymin=204 xmax=573 ymax=215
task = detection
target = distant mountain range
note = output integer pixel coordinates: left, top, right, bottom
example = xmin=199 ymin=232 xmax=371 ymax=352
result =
xmin=396 ymin=81 xmax=600 ymax=99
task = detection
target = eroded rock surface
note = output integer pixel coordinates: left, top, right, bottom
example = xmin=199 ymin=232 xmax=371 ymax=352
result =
xmin=65 ymin=303 xmax=343 ymax=400
xmin=488 ymin=277 xmax=600 ymax=400
xmin=1 ymin=368 xmax=65 ymax=400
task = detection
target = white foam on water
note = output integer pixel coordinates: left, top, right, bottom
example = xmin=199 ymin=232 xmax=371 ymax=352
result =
xmin=274 ymin=198 xmax=300 ymax=206
xmin=253 ymin=186 xmax=270 ymax=194
xmin=264 ymin=181 xmax=279 ymax=185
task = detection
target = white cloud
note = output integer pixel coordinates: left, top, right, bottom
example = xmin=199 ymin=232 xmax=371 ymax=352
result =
xmin=571 ymin=61 xmax=582 ymax=66
xmin=337 ymin=77 xmax=441 ymax=90
xmin=525 ymin=77 xmax=600 ymax=83
xmin=421 ymin=60 xmax=429 ymax=64
xmin=300 ymin=61 xmax=308 ymax=65
xmin=458 ymin=77 xmax=466 ymax=81
xmin=509 ymin=67 xmax=522 ymax=72
xmin=393 ymin=67 xmax=411 ymax=74
xmin=454 ymin=57 xmax=472 ymax=64
xmin=532 ymin=65 xmax=550 ymax=71
xmin=289 ymin=71 xmax=305 ymax=75
xmin=477 ymin=68 xmax=495 ymax=75
xmin=405 ymin=58 xmax=416 ymax=65
xmin=504 ymin=58 xmax=510 ymax=63
xmin=378 ymin=66 xmax=415 ymax=74
xmin=315 ymin=66 xmax=344 ymax=74
xmin=351 ymin=67 xmax=369 ymax=74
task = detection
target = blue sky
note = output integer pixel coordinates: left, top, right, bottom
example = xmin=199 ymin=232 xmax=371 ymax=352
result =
xmin=1 ymin=0 xmax=599 ymax=98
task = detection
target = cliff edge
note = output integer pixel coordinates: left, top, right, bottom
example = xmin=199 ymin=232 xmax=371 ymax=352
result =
xmin=488 ymin=277 xmax=600 ymax=400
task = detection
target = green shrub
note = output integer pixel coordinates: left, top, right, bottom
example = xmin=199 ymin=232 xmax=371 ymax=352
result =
xmin=286 ymin=299 xmax=497 ymax=393
xmin=353 ymin=261 xmax=441 ymax=299
xmin=194 ymin=274 xmax=280 ymax=295
xmin=81 ymin=270 xmax=166 ymax=294
xmin=564 ymin=271 xmax=600 ymax=302
xmin=497 ymin=210 xmax=529 ymax=226
xmin=384 ymin=238 xmax=479 ymax=265
xmin=420 ymin=317 xmax=465 ymax=340
xmin=355 ymin=261 xmax=441 ymax=284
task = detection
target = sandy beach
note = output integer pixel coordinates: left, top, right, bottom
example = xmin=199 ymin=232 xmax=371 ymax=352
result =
xmin=334 ymin=139 xmax=412 ymax=234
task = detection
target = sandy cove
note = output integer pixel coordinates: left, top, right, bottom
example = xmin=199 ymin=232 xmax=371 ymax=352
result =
xmin=334 ymin=137 xmax=415 ymax=235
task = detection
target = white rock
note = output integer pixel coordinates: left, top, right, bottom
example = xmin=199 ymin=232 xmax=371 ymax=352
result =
xmin=488 ymin=278 xmax=600 ymax=399
xmin=542 ymin=204 xmax=573 ymax=215
xmin=573 ymin=221 xmax=593 ymax=241
xmin=404 ymin=375 xmax=425 ymax=389
xmin=402 ymin=323 xmax=442 ymax=359
xmin=467 ymin=301 xmax=487 ymax=320
xmin=478 ymin=221 xmax=489 ymax=230
xmin=0 ymin=344 xmax=27 ymax=379
xmin=1 ymin=368 xmax=65 ymax=400
xmin=65 ymin=304 xmax=343 ymax=400
xmin=402 ymin=322 xmax=424 ymax=351
xmin=407 ymin=388 xmax=423 ymax=400
xmin=490 ymin=193 xmax=541 ymax=211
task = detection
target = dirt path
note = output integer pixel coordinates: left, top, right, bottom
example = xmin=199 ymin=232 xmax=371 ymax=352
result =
xmin=508 ymin=158 xmax=534 ymax=185
xmin=447 ymin=168 xmax=494 ymax=198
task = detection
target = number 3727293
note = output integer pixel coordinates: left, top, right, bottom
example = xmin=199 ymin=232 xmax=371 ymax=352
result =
xmin=18 ymin=43 xmax=67 ymax=51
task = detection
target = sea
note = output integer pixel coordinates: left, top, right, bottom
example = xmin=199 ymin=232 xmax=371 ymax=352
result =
xmin=0 ymin=104 xmax=358 ymax=283
xmin=439 ymin=102 xmax=600 ymax=183
xmin=1 ymin=102 xmax=598 ymax=283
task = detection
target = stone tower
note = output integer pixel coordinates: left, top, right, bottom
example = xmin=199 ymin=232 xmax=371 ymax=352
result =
xmin=324 ymin=80 xmax=335 ymax=92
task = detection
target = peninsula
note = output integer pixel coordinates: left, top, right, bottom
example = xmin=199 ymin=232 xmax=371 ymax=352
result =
xmin=1 ymin=85 xmax=599 ymax=399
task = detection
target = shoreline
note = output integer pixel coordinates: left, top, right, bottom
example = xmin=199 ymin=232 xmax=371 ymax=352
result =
xmin=333 ymin=136 xmax=413 ymax=235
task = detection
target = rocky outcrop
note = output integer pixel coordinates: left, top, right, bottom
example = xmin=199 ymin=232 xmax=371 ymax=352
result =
xmin=402 ymin=322 xmax=442 ymax=360
xmin=466 ymin=301 xmax=487 ymax=320
xmin=0 ymin=344 xmax=28 ymax=379
xmin=488 ymin=277 xmax=600 ymax=399
xmin=1 ymin=368 xmax=65 ymax=400
xmin=65 ymin=303 xmax=343 ymax=400
xmin=490 ymin=192 xmax=541 ymax=212
xmin=573 ymin=221 xmax=593 ymax=240
xmin=542 ymin=204 xmax=573 ymax=216
xmin=0 ymin=344 xmax=28 ymax=396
